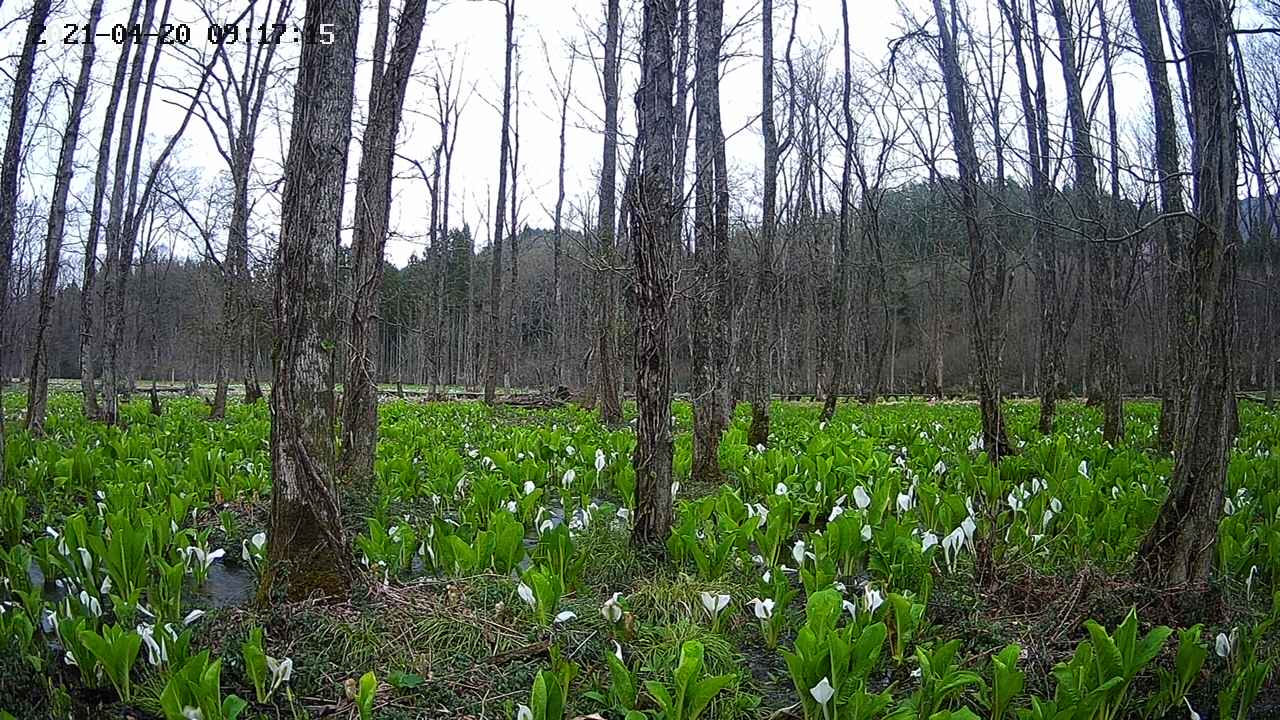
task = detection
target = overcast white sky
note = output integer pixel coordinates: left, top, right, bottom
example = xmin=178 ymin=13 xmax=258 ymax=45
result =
xmin=8 ymin=0 xmax=1236 ymax=268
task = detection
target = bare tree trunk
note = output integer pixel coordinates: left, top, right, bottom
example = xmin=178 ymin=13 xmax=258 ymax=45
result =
xmin=0 ymin=0 xmax=52 ymax=478
xmin=262 ymin=0 xmax=361 ymax=601
xmin=222 ymin=0 xmax=291 ymax=408
xmin=631 ymin=0 xmax=677 ymax=549
xmin=80 ymin=0 xmax=145 ymax=421
xmin=932 ymin=0 xmax=1013 ymax=459
xmin=1231 ymin=34 xmax=1275 ymax=411
xmin=820 ymin=0 xmax=853 ymax=422
xmin=552 ymin=54 xmax=574 ymax=390
xmin=747 ymin=0 xmax=779 ymax=447
xmin=483 ymin=0 xmax=516 ymax=405
xmin=339 ymin=0 xmax=429 ymax=483
xmin=1050 ymin=0 xmax=1124 ymax=443
xmin=27 ymin=0 xmax=101 ymax=433
xmin=691 ymin=0 xmax=728 ymax=483
xmin=431 ymin=64 xmax=461 ymax=392
xmin=1129 ymin=0 xmax=1191 ymax=448
xmin=596 ymin=0 xmax=624 ymax=425
xmin=102 ymin=0 xmax=166 ymax=424
xmin=1139 ymin=0 xmax=1239 ymax=586
xmin=211 ymin=330 xmax=229 ymax=417
xmin=1000 ymin=0 xmax=1062 ymax=435
xmin=506 ymin=55 xmax=521 ymax=391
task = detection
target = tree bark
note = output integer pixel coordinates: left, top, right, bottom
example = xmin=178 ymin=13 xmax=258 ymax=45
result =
xmin=483 ymin=0 xmax=516 ymax=405
xmin=552 ymin=54 xmax=574 ymax=390
xmin=0 ymin=0 xmax=52 ymax=479
xmin=1129 ymin=0 xmax=1191 ymax=449
xmin=1231 ymin=34 xmax=1275 ymax=411
xmin=1138 ymin=0 xmax=1240 ymax=586
xmin=339 ymin=0 xmax=430 ymax=483
xmin=747 ymin=0 xmax=779 ymax=447
xmin=80 ymin=0 xmax=145 ymax=422
xmin=820 ymin=0 xmax=853 ymax=422
xmin=931 ymin=0 xmax=1014 ymax=459
xmin=263 ymin=0 xmax=361 ymax=601
xmin=690 ymin=0 xmax=728 ymax=484
xmin=212 ymin=0 xmax=290 ymax=409
xmin=596 ymin=0 xmax=624 ymax=425
xmin=1050 ymin=0 xmax=1125 ymax=443
xmin=999 ymin=0 xmax=1065 ymax=435
xmin=27 ymin=0 xmax=100 ymax=433
xmin=631 ymin=0 xmax=677 ymax=549
xmin=102 ymin=0 xmax=167 ymax=424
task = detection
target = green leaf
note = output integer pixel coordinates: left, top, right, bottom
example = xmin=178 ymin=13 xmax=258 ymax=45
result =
xmin=222 ymin=694 xmax=249 ymax=720
xmin=687 ymin=674 xmax=734 ymax=720
xmin=645 ymin=680 xmax=674 ymax=714
xmin=1084 ymin=620 xmax=1124 ymax=682
xmin=387 ymin=671 xmax=425 ymax=689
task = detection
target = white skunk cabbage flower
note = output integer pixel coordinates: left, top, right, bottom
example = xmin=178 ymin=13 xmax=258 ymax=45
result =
xmin=267 ymin=656 xmax=293 ymax=691
xmin=864 ymin=585 xmax=884 ymax=614
xmin=699 ymin=591 xmax=730 ymax=620
xmin=852 ymin=486 xmax=871 ymax=510
xmin=749 ymin=598 xmax=775 ymax=620
xmin=601 ymin=592 xmax=624 ymax=623
xmin=810 ymin=677 xmax=835 ymax=706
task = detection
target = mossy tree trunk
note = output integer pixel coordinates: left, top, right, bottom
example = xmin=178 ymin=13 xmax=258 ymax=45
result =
xmin=1138 ymin=0 xmax=1240 ymax=586
xmin=263 ymin=0 xmax=360 ymax=601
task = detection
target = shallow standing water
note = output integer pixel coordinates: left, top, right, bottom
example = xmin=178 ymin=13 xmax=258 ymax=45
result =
xmin=193 ymin=560 xmax=255 ymax=608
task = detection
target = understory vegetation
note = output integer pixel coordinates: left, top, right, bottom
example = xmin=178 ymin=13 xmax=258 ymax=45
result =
xmin=1 ymin=393 xmax=1277 ymax=719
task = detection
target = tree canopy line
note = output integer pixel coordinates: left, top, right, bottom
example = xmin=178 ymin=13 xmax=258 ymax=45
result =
xmin=0 ymin=0 xmax=1276 ymax=594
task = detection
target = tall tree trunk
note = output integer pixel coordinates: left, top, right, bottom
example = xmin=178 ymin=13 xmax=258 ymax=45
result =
xmin=1050 ymin=0 xmax=1124 ymax=443
xmin=999 ymin=0 xmax=1061 ymax=435
xmin=932 ymin=0 xmax=1013 ymax=459
xmin=27 ymin=0 xmax=102 ymax=433
xmin=1139 ymin=0 xmax=1240 ymax=586
xmin=483 ymin=0 xmax=516 ymax=405
xmin=820 ymin=0 xmax=853 ymax=422
xmin=1231 ymin=34 xmax=1275 ymax=410
xmin=1130 ymin=0 xmax=1191 ymax=448
xmin=262 ymin=0 xmax=361 ymax=601
xmin=747 ymin=0 xmax=778 ymax=447
xmin=0 ymin=0 xmax=52 ymax=479
xmin=102 ymin=0 xmax=168 ymax=424
xmin=506 ymin=57 xmax=521 ymax=390
xmin=596 ymin=0 xmax=624 ymax=425
xmin=552 ymin=55 xmax=574 ymax=390
xmin=80 ymin=0 xmax=145 ymax=421
xmin=631 ymin=0 xmax=677 ymax=549
xmin=339 ymin=0 xmax=430 ymax=483
xmin=691 ymin=0 xmax=727 ymax=483
xmin=227 ymin=0 xmax=290 ymax=408
xmin=231 ymin=165 xmax=264 ymax=405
